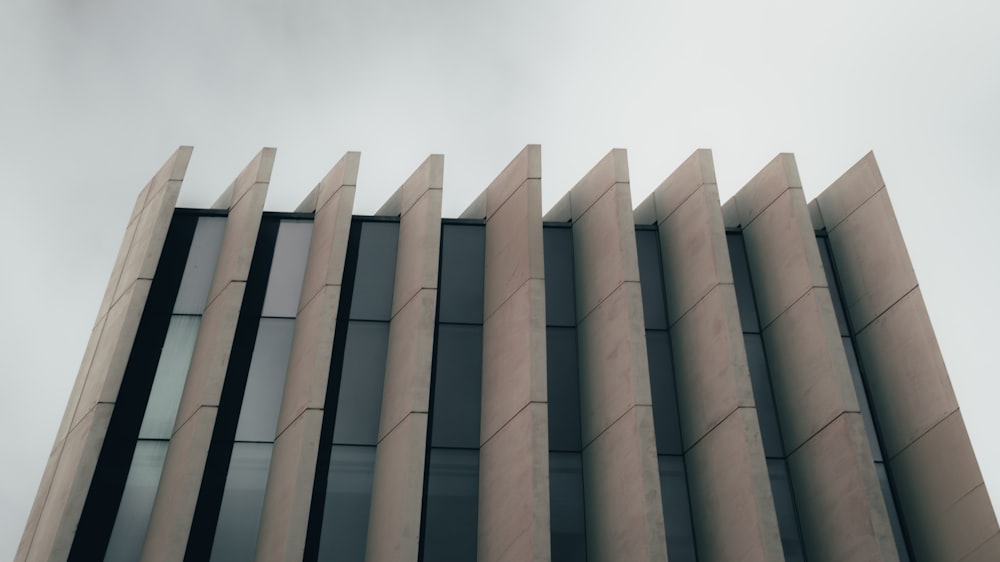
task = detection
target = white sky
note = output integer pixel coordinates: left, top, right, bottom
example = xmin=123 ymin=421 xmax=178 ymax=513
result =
xmin=2 ymin=0 xmax=998 ymax=557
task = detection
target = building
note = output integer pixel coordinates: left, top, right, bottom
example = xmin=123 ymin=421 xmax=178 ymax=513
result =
xmin=16 ymin=145 xmax=999 ymax=561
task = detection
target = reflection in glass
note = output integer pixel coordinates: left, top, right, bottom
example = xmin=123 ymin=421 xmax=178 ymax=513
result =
xmin=547 ymin=327 xmax=582 ymax=452
xmin=438 ymin=223 xmax=485 ymax=324
xmin=726 ymin=233 xmax=760 ymax=333
xmin=646 ymin=331 xmax=682 ymax=456
xmin=174 ymin=217 xmax=226 ymax=315
xmin=550 ymin=452 xmax=588 ymax=562
xmin=421 ymin=449 xmax=480 ymax=562
xmin=658 ymin=455 xmax=696 ymax=562
xmin=318 ymin=445 xmax=376 ymax=561
xmin=430 ymin=324 xmax=483 ymax=449
xmin=261 ymin=220 xmax=314 ymax=318
xmin=350 ymin=221 xmax=399 ymax=321
xmin=139 ymin=316 xmax=201 ymax=439
xmin=635 ymin=228 xmax=668 ymax=330
xmin=235 ymin=319 xmax=296 ymax=442
xmin=543 ymin=226 xmax=577 ymax=327
xmin=105 ymin=441 xmax=168 ymax=562
xmin=332 ymin=321 xmax=390 ymax=445
xmin=210 ymin=443 xmax=272 ymax=561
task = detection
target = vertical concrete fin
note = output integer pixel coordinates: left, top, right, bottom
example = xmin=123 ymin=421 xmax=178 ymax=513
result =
xmin=141 ymin=149 xmax=273 ymax=562
xmin=649 ymin=149 xmax=784 ymax=560
xmin=567 ymin=149 xmax=668 ymax=561
xmin=737 ymin=153 xmax=898 ymax=561
xmin=254 ymin=152 xmax=360 ymax=562
xmin=817 ymin=153 xmax=999 ymax=559
xmin=365 ymin=155 xmax=443 ymax=562
xmin=18 ymin=146 xmax=191 ymax=562
xmin=476 ymin=145 xmax=551 ymax=562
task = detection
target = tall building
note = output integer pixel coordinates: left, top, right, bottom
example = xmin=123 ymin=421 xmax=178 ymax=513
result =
xmin=17 ymin=145 xmax=999 ymax=561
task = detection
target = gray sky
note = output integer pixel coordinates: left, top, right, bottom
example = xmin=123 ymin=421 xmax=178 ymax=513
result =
xmin=2 ymin=0 xmax=998 ymax=556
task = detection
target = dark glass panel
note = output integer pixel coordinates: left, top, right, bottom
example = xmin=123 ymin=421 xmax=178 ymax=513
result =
xmin=430 ymin=324 xmax=483 ymax=449
xmin=210 ymin=443 xmax=272 ymax=561
xmin=422 ymin=449 xmax=479 ymax=562
xmin=139 ymin=315 xmax=201 ymax=439
xmin=543 ymin=226 xmax=577 ymax=327
xmin=350 ymin=221 xmax=399 ymax=321
xmin=816 ymin=237 xmax=850 ymax=336
xmin=235 ymin=318 xmax=296 ymax=442
xmin=646 ymin=331 xmax=683 ymax=455
xmin=438 ymin=223 xmax=486 ymax=324
xmin=174 ymin=216 xmax=227 ymax=315
xmin=635 ymin=228 xmax=668 ymax=330
xmin=547 ymin=327 xmax=582 ymax=452
xmin=261 ymin=220 xmax=314 ymax=318
xmin=104 ymin=441 xmax=168 ymax=562
xmin=767 ymin=459 xmax=805 ymax=562
xmin=744 ymin=334 xmax=784 ymax=458
xmin=842 ymin=337 xmax=882 ymax=461
xmin=876 ymin=463 xmax=911 ymax=562
xmin=549 ymin=452 xmax=588 ymax=562
xmin=726 ymin=233 xmax=760 ymax=333
xmin=317 ymin=445 xmax=376 ymax=561
xmin=332 ymin=321 xmax=390 ymax=445
xmin=658 ymin=455 xmax=696 ymax=562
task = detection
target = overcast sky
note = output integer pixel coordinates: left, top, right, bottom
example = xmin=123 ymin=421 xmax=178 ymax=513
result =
xmin=2 ymin=0 xmax=998 ymax=557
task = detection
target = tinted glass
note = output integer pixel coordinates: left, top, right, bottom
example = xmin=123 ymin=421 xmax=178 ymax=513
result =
xmin=767 ymin=459 xmax=805 ymax=562
xmin=744 ymin=334 xmax=784 ymax=458
xmin=139 ymin=316 xmax=201 ymax=439
xmin=727 ymin=233 xmax=760 ymax=333
xmin=635 ymin=228 xmax=668 ymax=330
xmin=816 ymin=237 xmax=850 ymax=336
xmin=422 ymin=449 xmax=479 ymax=562
xmin=543 ymin=226 xmax=577 ymax=327
xmin=350 ymin=221 xmax=399 ymax=321
xmin=235 ymin=318 xmax=296 ymax=442
xmin=430 ymin=324 xmax=483 ymax=448
xmin=105 ymin=441 xmax=168 ymax=562
xmin=318 ymin=445 xmax=376 ymax=561
xmin=332 ymin=321 xmax=390 ymax=445
xmin=550 ymin=452 xmax=588 ymax=562
xmin=842 ymin=337 xmax=882 ymax=461
xmin=547 ymin=327 xmax=582 ymax=452
xmin=876 ymin=463 xmax=910 ymax=562
xmin=210 ymin=443 xmax=272 ymax=561
xmin=658 ymin=455 xmax=696 ymax=562
xmin=438 ymin=223 xmax=485 ymax=324
xmin=646 ymin=331 xmax=682 ymax=455
xmin=261 ymin=220 xmax=314 ymax=318
xmin=174 ymin=217 xmax=226 ymax=314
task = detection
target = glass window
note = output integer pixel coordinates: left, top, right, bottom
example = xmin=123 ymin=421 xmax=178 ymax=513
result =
xmin=350 ymin=221 xmax=399 ymax=322
xmin=658 ymin=455 xmax=696 ymax=562
xmin=261 ymin=220 xmax=314 ymax=318
xmin=767 ymin=459 xmax=805 ymax=562
xmin=550 ymin=452 xmax=588 ymax=562
xmin=547 ymin=327 xmax=582 ymax=452
xmin=543 ymin=226 xmax=577 ymax=327
xmin=421 ymin=448 xmax=480 ymax=562
xmin=744 ymin=334 xmax=784 ymax=458
xmin=174 ymin=217 xmax=227 ymax=315
xmin=210 ymin=443 xmax=272 ymax=561
xmin=438 ymin=223 xmax=485 ymax=324
xmin=635 ymin=228 xmax=668 ymax=330
xmin=726 ymin=233 xmax=760 ymax=334
xmin=139 ymin=316 xmax=201 ymax=439
xmin=235 ymin=318 xmax=296 ymax=442
xmin=317 ymin=445 xmax=376 ymax=561
xmin=332 ymin=321 xmax=390 ymax=446
xmin=816 ymin=238 xmax=850 ymax=336
xmin=646 ymin=331 xmax=682 ymax=456
xmin=842 ymin=337 xmax=882 ymax=461
xmin=430 ymin=324 xmax=483 ymax=449
xmin=104 ymin=441 xmax=169 ymax=562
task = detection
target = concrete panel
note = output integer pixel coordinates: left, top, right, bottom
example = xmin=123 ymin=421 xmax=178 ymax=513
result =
xmin=15 ymin=440 xmax=63 ymax=562
xmin=25 ymin=404 xmax=113 ymax=562
xmin=733 ymin=153 xmax=802 ymax=227
xmin=142 ymin=406 xmax=218 ymax=562
xmin=482 ymin=145 xmax=542 ymax=219
xmin=391 ymin=189 xmax=442 ymax=318
xmin=376 ymin=154 xmax=444 ymax=217
xmin=478 ymin=402 xmax=550 ymax=562
xmin=71 ymin=279 xmax=151 ymax=429
xmin=762 ymin=288 xmax=860 ymax=452
xmin=854 ymin=288 xmax=957 ymax=458
xmin=964 ymin=531 xmax=1000 ymax=562
xmin=741 ymin=188 xmax=828 ymax=328
xmin=96 ymin=216 xmax=139 ymax=321
xmin=567 ymin=149 xmax=629 ymax=221
xmin=173 ymin=281 xmax=245 ymax=430
xmin=254 ymin=409 xmax=324 ymax=562
xmin=378 ymin=288 xmax=436 ymax=440
xmin=577 ymin=282 xmax=652 ymax=446
xmin=480 ymin=279 xmax=547 ymax=444
xmin=670 ymin=284 xmax=755 ymax=448
xmin=113 ymin=178 xmax=182 ymax=303
xmin=787 ymin=413 xmax=897 ymax=561
xmin=206 ymin=149 xmax=273 ymax=307
xmin=891 ymin=410 xmax=999 ymax=560
xmin=815 ymin=152 xmax=884 ymax=230
xmin=651 ymin=149 xmax=717 ymax=220
xmin=482 ymin=183 xmax=545 ymax=318
xmin=573 ymin=187 xmax=641 ymax=320
xmin=826 ymin=189 xmax=917 ymax=332
xmin=581 ymin=406 xmax=667 ymax=562
xmin=807 ymin=199 xmax=825 ymax=231
xmin=721 ymin=197 xmax=740 ymax=228
xmin=543 ymin=192 xmax=571 ymax=222
xmin=292 ymin=151 xmax=360 ymax=214
xmin=685 ymin=407 xmax=783 ymax=562
xmin=54 ymin=318 xmax=105 ymax=445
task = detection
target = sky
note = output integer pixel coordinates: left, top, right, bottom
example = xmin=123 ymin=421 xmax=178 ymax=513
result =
xmin=1 ymin=0 xmax=998 ymax=557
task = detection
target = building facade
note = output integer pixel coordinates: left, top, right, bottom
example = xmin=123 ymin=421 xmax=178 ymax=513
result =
xmin=17 ymin=146 xmax=1000 ymax=561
